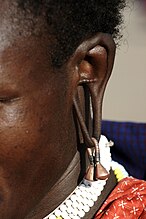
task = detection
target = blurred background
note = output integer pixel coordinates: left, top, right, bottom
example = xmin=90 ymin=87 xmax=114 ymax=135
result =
xmin=103 ymin=0 xmax=146 ymax=123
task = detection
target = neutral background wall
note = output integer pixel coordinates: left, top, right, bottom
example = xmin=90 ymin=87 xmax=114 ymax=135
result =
xmin=103 ymin=1 xmax=146 ymax=122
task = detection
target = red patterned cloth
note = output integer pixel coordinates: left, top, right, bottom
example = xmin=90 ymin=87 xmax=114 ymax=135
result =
xmin=95 ymin=177 xmax=146 ymax=219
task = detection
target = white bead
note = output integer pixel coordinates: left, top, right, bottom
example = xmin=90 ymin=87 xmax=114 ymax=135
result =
xmin=71 ymin=208 xmax=78 ymax=216
xmin=88 ymin=185 xmax=97 ymax=192
xmin=61 ymin=211 xmax=68 ymax=218
xmin=72 ymin=200 xmax=79 ymax=208
xmin=83 ymin=179 xmax=92 ymax=187
xmin=80 ymin=183 xmax=86 ymax=188
xmin=60 ymin=204 xmax=67 ymax=212
xmin=81 ymin=197 xmax=89 ymax=205
xmin=77 ymin=202 xmax=84 ymax=210
xmin=76 ymin=195 xmax=84 ymax=203
xmin=97 ymin=184 xmax=104 ymax=191
xmin=66 ymin=199 xmax=72 ymax=207
xmin=82 ymin=204 xmax=90 ymax=213
xmin=71 ymin=194 xmax=77 ymax=202
xmin=48 ymin=215 xmax=56 ymax=219
xmin=88 ymin=200 xmax=94 ymax=207
xmin=78 ymin=210 xmax=85 ymax=218
xmin=66 ymin=205 xmax=74 ymax=214
xmin=80 ymin=191 xmax=88 ymax=199
xmin=43 ymin=135 xmax=118 ymax=219
xmin=101 ymin=180 xmax=106 ymax=186
xmin=95 ymin=190 xmax=102 ymax=197
xmin=78 ymin=185 xmax=86 ymax=191
xmin=92 ymin=194 xmax=98 ymax=202
xmin=75 ymin=189 xmax=82 ymax=196
xmin=86 ymin=192 xmax=94 ymax=200
xmin=70 ymin=213 xmax=76 ymax=218
xmin=64 ymin=216 xmax=71 ymax=219
xmin=74 ymin=216 xmax=80 ymax=219
xmin=92 ymin=182 xmax=102 ymax=189
xmin=54 ymin=209 xmax=61 ymax=217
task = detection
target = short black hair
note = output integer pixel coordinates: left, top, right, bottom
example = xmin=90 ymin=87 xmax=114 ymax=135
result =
xmin=18 ymin=0 xmax=126 ymax=67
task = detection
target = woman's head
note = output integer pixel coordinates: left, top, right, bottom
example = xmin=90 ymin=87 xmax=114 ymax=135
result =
xmin=0 ymin=1 xmax=125 ymax=218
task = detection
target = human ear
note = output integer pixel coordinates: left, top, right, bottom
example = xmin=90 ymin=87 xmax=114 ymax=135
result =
xmin=70 ymin=33 xmax=116 ymax=144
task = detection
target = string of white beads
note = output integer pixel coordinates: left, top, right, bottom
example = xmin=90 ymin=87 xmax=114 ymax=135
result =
xmin=44 ymin=136 xmax=129 ymax=219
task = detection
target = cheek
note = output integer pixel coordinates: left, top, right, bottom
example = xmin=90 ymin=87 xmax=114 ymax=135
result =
xmin=0 ymin=95 xmax=67 ymax=186
xmin=0 ymin=101 xmax=45 ymax=215
xmin=0 ymin=94 xmax=69 ymax=216
xmin=0 ymin=89 xmax=67 ymax=186
xmin=0 ymin=63 xmax=73 ymax=216
xmin=0 ymin=102 xmax=42 ymax=162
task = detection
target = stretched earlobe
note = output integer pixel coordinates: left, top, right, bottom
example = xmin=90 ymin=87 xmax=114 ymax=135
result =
xmin=73 ymin=89 xmax=110 ymax=181
xmin=72 ymin=33 xmax=116 ymax=181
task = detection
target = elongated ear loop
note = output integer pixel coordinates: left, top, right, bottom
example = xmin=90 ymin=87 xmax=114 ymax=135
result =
xmin=73 ymin=90 xmax=109 ymax=181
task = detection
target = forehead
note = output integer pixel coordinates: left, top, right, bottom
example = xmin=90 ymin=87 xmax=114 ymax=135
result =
xmin=0 ymin=0 xmax=47 ymax=52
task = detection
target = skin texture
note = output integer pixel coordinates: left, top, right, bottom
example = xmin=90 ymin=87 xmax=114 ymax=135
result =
xmin=0 ymin=24 xmax=77 ymax=219
xmin=0 ymin=1 xmax=116 ymax=219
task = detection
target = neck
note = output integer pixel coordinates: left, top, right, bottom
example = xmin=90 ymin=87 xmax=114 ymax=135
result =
xmin=25 ymin=152 xmax=81 ymax=219
xmin=25 ymin=135 xmax=118 ymax=219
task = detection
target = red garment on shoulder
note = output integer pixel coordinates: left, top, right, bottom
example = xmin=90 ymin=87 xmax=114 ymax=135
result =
xmin=95 ymin=177 xmax=146 ymax=219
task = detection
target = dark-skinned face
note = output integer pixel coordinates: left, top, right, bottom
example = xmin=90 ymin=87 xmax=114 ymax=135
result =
xmin=0 ymin=2 xmax=76 ymax=218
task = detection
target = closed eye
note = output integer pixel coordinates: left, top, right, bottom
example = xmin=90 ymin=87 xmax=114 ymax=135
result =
xmin=0 ymin=96 xmax=20 ymax=104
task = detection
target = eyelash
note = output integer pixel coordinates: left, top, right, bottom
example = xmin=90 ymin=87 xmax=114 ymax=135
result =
xmin=0 ymin=98 xmax=12 ymax=103
xmin=0 ymin=97 xmax=19 ymax=103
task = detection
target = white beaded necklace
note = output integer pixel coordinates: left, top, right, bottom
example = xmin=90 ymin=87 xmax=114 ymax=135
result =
xmin=44 ymin=136 xmax=129 ymax=219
